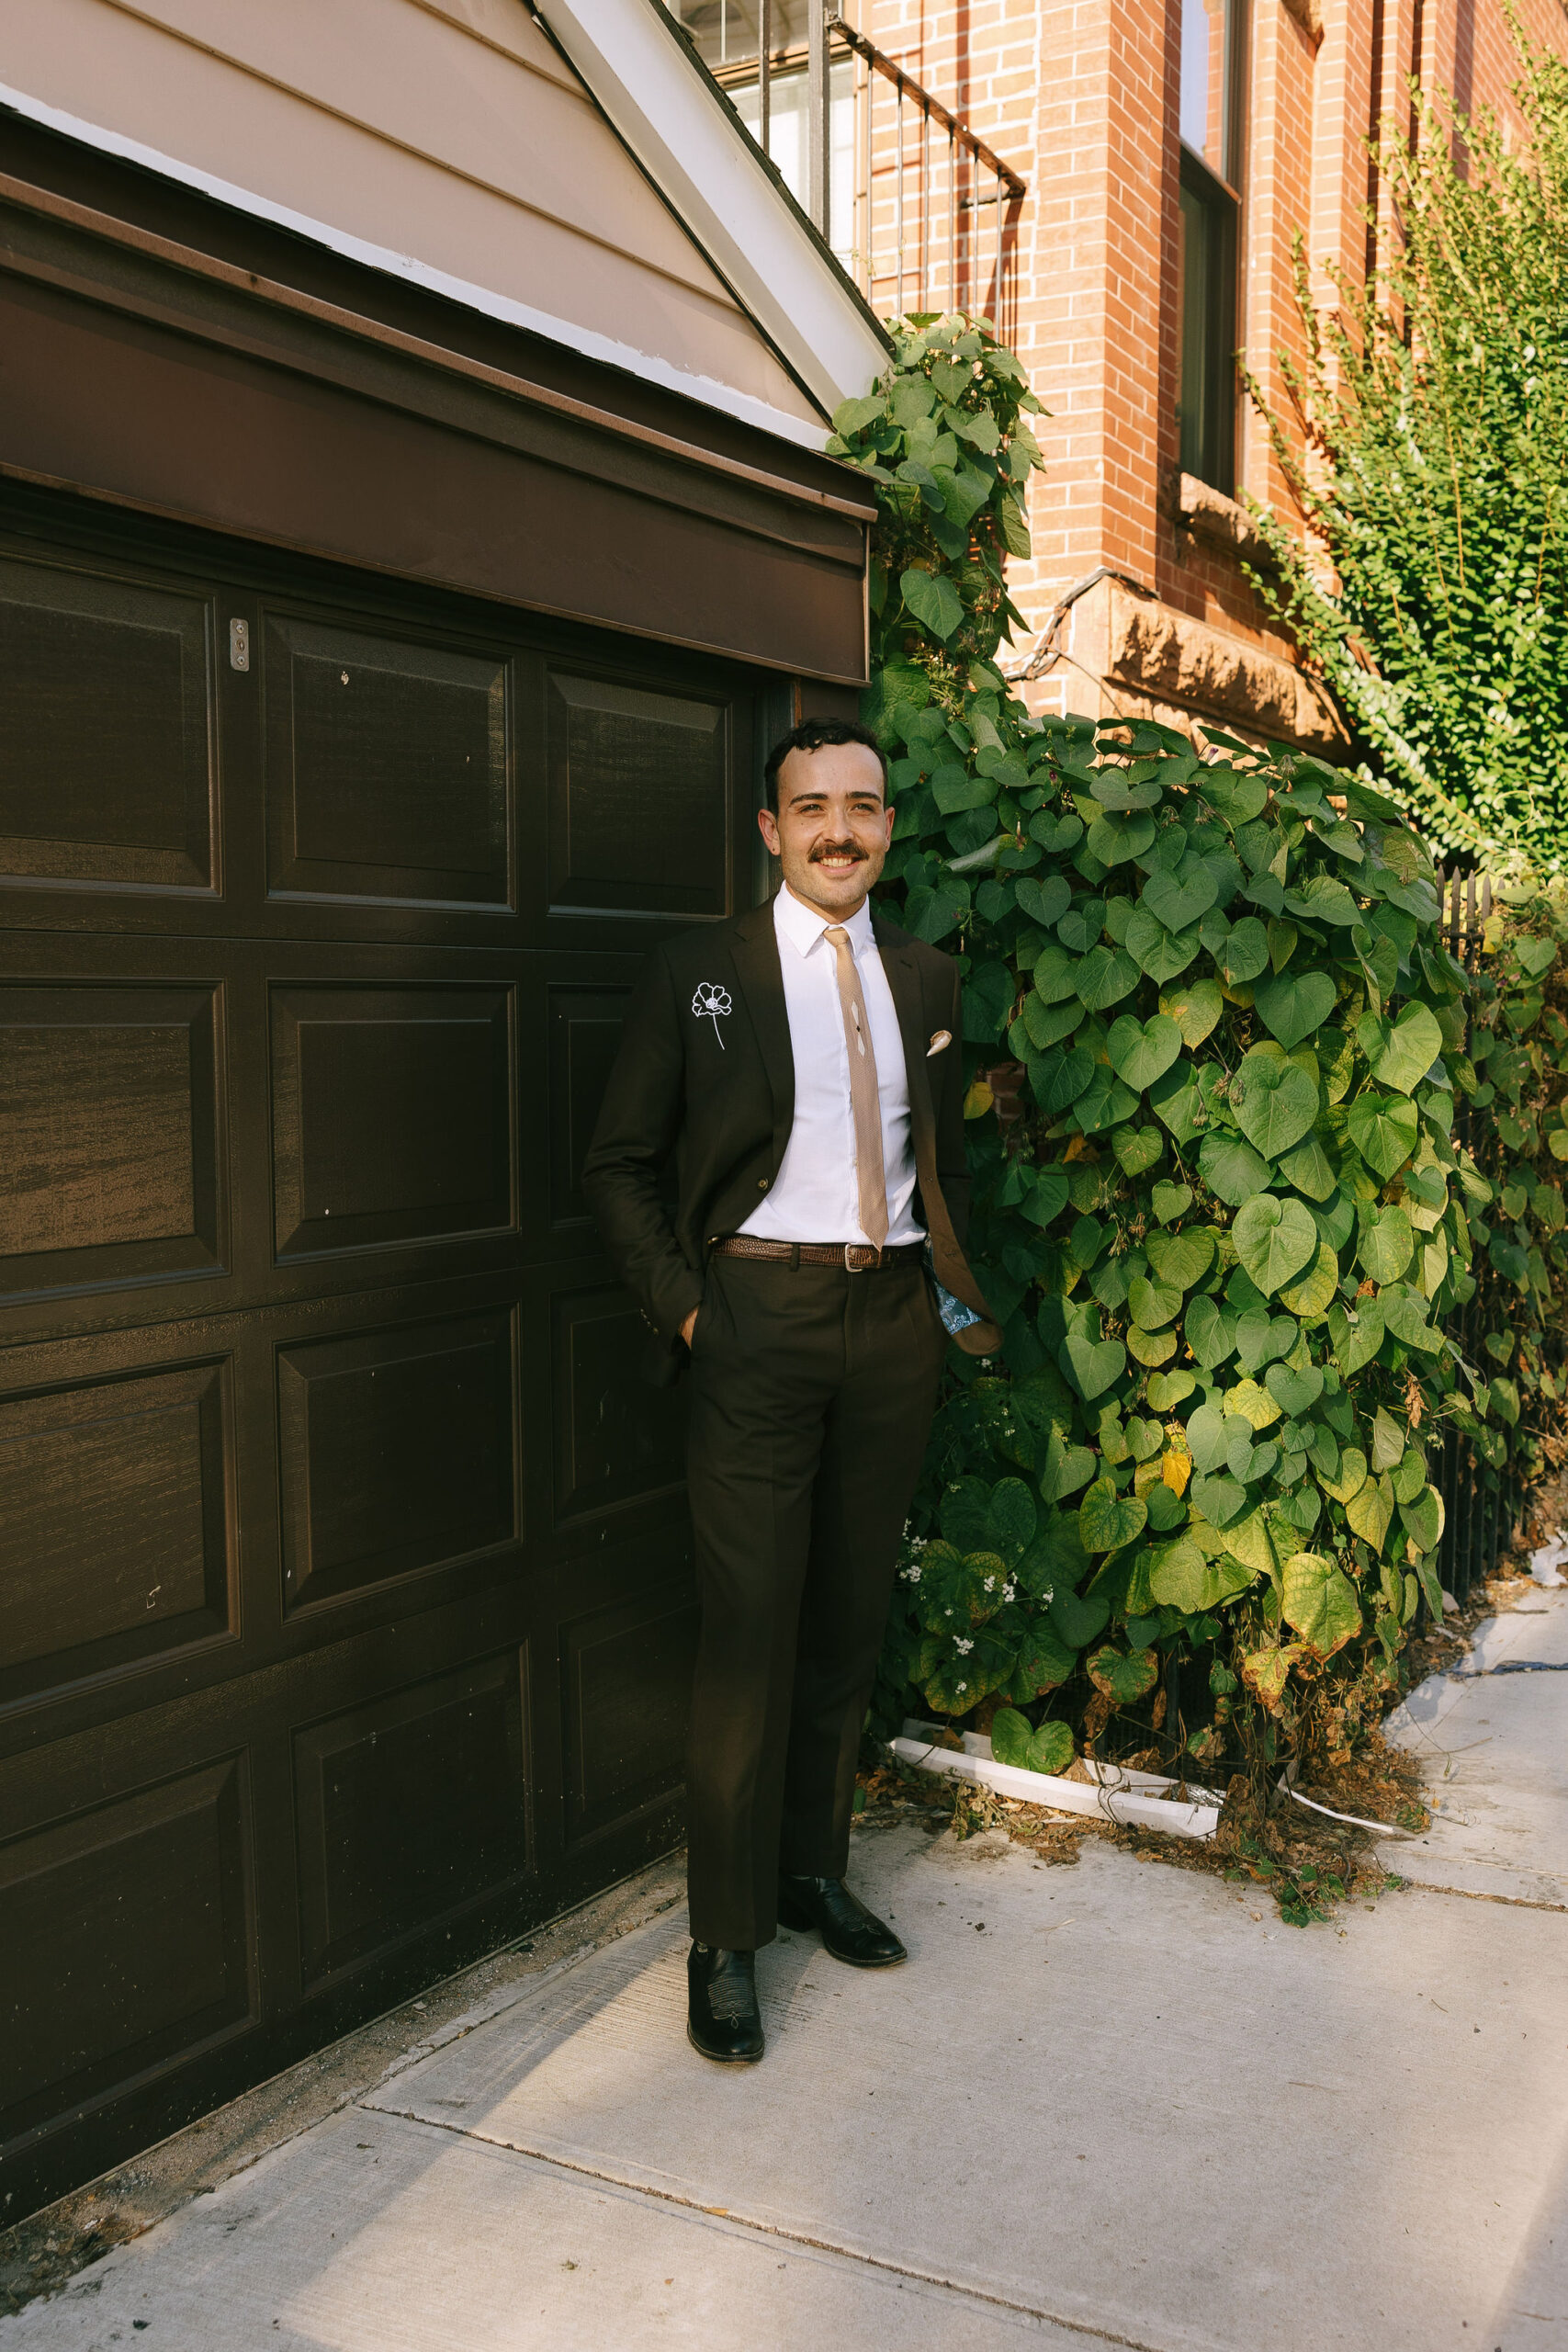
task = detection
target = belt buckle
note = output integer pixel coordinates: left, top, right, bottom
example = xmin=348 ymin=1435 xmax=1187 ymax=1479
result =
xmin=843 ymin=1243 xmax=881 ymax=1272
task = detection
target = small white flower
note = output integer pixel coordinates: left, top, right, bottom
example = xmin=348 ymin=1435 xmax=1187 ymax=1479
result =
xmin=956 ymin=1680 xmax=968 ymax=1693
xmin=955 ymin=1636 xmax=974 ymax=1655
xmin=1003 ymin=1583 xmax=1017 ymax=1602
xmin=984 ymin=1576 xmax=996 ymax=1591
xmin=691 ymin=982 xmax=732 ymax=1048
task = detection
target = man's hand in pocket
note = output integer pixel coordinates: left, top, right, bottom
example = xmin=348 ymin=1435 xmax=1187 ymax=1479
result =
xmin=681 ymin=1306 xmax=699 ymax=1348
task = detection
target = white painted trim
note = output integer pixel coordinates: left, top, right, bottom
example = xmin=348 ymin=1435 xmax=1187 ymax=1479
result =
xmin=533 ymin=0 xmax=889 ymax=419
xmin=894 ymin=1723 xmax=1222 ymax=1840
xmin=0 ymin=78 xmax=834 ymax=452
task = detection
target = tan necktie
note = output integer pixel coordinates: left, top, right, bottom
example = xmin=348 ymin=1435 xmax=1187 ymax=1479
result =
xmin=823 ymin=925 xmax=889 ymax=1250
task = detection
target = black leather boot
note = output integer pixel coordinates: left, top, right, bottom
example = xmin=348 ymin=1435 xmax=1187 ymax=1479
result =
xmin=686 ymin=1942 xmax=764 ymax=2064
xmin=777 ymin=1874 xmax=907 ymax=1967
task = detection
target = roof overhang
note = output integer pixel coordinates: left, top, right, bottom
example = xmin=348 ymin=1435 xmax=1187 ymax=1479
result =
xmin=536 ymin=0 xmax=891 ymax=424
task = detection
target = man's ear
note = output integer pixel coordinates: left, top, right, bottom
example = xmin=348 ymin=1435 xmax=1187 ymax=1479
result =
xmin=757 ymin=806 xmax=781 ymax=857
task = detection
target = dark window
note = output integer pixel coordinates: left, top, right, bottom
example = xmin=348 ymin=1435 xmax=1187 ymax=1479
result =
xmin=1178 ymin=0 xmax=1246 ymax=493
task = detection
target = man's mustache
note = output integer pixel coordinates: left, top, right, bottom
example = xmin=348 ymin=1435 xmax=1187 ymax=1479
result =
xmin=808 ymin=841 xmax=867 ymax=863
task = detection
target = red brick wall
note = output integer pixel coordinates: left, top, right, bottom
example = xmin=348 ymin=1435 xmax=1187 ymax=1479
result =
xmin=852 ymin=0 xmax=1568 ymax=736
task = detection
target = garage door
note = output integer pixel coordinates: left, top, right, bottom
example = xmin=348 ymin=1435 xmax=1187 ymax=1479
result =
xmin=0 ymin=492 xmax=769 ymax=2215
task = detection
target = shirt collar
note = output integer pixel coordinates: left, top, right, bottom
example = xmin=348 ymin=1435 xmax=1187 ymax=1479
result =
xmin=773 ymin=883 xmax=875 ymax=961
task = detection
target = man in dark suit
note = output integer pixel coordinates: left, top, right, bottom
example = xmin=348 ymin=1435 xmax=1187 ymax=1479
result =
xmin=582 ymin=718 xmax=996 ymax=2064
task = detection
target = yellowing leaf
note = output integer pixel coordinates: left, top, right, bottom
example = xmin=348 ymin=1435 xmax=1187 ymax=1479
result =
xmin=1162 ymin=1448 xmax=1192 ymax=1496
xmin=963 ymin=1079 xmax=994 ymax=1119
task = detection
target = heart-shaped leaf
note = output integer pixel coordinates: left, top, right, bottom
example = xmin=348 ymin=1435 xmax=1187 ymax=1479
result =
xmin=1160 ymin=976 xmax=1224 ymax=1047
xmin=1128 ymin=1274 xmax=1182 ymax=1330
xmin=1020 ymin=1164 xmax=1071 ymax=1228
xmin=1382 ymin=1285 xmax=1441 ymax=1351
xmin=1048 ymin=1587 xmax=1111 ymax=1649
xmin=1075 ymin=944 xmax=1142 ymax=1012
xmin=1359 ymin=1001 xmax=1445 ymax=1096
xmin=1370 ymin=1406 xmax=1405 ymax=1472
xmin=1143 ymin=855 xmax=1220 ymax=936
xmin=1233 ymin=1194 xmax=1318 ymax=1295
xmin=1040 ymin=1428 xmax=1099 ymax=1501
xmin=1340 ymin=1303 xmax=1385 ymax=1374
xmin=1279 ymin=1239 xmax=1339 ymax=1317
xmin=1400 ymin=1484 xmax=1444 ymax=1554
xmin=1060 ymin=1333 xmax=1127 ymax=1401
xmin=1392 ymin=1445 xmax=1427 ymax=1505
xmin=1031 ymin=1046 xmax=1096 ymax=1113
xmin=1086 ymin=1645 xmax=1161 ymax=1704
xmin=1151 ymin=1180 xmax=1194 ymax=1224
xmin=1112 ymin=1123 xmax=1164 ymax=1175
xmin=1144 ymin=1536 xmax=1209 ymax=1612
xmin=1200 ymin=1131 xmax=1272 ymax=1207
xmin=1281 ymin=1552 xmax=1362 ymax=1657
xmin=1128 ymin=1325 xmax=1179 ymax=1366
xmin=1234 ymin=1049 xmax=1319 ymax=1160
xmin=1276 ymin=1131 xmax=1338 ymax=1201
xmin=1191 ymin=1471 xmax=1249 ymax=1527
xmin=1056 ymin=897 xmax=1105 ymax=953
xmin=1201 ymin=767 xmax=1269 ymax=827
xmin=1126 ymin=904 xmax=1200 ymax=980
xmin=1033 ymin=942 xmax=1083 ymax=1003
xmin=1265 ymin=1361 xmax=1325 ymax=1417
xmin=1107 ymin=1012 xmax=1182 ymax=1091
xmin=1223 ymin=1377 xmax=1284 ymax=1430
xmin=1184 ymin=1297 xmax=1237 ymax=1372
xmin=988 ymin=1706 xmax=1035 ymax=1770
xmin=1234 ymin=1310 xmax=1297 ymax=1372
xmin=1346 ymin=1473 xmax=1394 ymax=1553
xmin=1146 ymin=1369 xmax=1197 ymax=1408
xmin=1145 ymin=1227 xmax=1216 ymax=1290
xmin=1078 ymin=1477 xmax=1148 ymax=1553
xmin=985 ymin=1477 xmax=1038 ymax=1556
xmin=900 ymin=565 xmax=964 ymax=639
xmin=1215 ymin=916 xmax=1270 ymax=986
xmin=1015 ymin=873 xmax=1072 ymax=929
xmin=1225 ymin=1423 xmax=1279 ymax=1483
xmin=1087 ymin=808 xmax=1157 ymax=865
xmin=1347 ymin=1091 xmax=1420 ymax=1180
xmin=1072 ymin=1066 xmax=1140 ymax=1134
xmin=1252 ymin=969 xmax=1338 ymax=1052
xmin=1185 ymin=1400 xmax=1229 ymax=1473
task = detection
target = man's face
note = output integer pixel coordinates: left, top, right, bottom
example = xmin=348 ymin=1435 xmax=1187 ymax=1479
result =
xmin=758 ymin=741 xmax=894 ymax=919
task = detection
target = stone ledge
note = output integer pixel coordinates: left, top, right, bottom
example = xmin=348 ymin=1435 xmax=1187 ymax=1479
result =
xmin=1105 ymin=582 xmax=1340 ymax=748
xmin=1179 ymin=472 xmax=1276 ymax=570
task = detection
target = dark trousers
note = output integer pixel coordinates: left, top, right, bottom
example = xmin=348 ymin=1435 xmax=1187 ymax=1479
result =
xmin=682 ymin=1251 xmax=946 ymax=1951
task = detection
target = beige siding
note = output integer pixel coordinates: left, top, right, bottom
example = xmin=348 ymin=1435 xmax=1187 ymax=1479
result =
xmin=1 ymin=0 xmax=822 ymax=429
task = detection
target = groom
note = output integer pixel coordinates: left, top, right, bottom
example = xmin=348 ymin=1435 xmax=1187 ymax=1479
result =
xmin=582 ymin=717 xmax=996 ymax=2064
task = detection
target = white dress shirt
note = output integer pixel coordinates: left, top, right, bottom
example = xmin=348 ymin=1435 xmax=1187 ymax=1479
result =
xmin=739 ymin=884 xmax=924 ymax=1247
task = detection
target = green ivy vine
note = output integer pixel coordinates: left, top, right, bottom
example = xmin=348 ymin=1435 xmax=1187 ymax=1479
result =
xmin=828 ymin=311 xmax=1564 ymax=1790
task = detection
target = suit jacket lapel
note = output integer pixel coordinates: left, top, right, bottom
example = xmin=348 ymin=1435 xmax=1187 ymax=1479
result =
xmin=728 ymin=899 xmax=795 ymax=1159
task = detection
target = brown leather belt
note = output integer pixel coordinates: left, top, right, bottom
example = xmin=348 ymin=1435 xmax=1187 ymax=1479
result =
xmin=711 ymin=1236 xmax=925 ymax=1272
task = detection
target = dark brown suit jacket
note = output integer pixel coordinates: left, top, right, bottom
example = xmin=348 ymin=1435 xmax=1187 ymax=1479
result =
xmin=581 ymin=896 xmax=998 ymax=1379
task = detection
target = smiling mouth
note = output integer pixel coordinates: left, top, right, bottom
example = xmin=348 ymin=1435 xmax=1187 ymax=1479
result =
xmin=810 ymin=847 xmax=865 ymax=869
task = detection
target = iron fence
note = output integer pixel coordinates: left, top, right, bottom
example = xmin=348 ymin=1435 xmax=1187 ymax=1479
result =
xmin=674 ymin=3 xmax=1026 ymax=335
xmin=1430 ymin=866 xmax=1520 ymax=1609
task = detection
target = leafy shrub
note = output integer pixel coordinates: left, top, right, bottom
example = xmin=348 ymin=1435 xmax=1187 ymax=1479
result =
xmin=829 ymin=312 xmax=1562 ymax=1788
xmin=1243 ymin=39 xmax=1568 ymax=877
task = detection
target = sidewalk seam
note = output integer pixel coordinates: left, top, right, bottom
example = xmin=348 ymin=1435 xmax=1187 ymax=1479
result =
xmin=363 ymin=2100 xmax=1194 ymax=2352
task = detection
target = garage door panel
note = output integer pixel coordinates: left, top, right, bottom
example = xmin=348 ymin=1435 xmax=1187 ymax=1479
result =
xmin=547 ymin=666 xmax=731 ymax=919
xmin=0 ymin=551 xmax=216 ymax=896
xmin=550 ymin=1282 xmax=688 ymax=1529
xmin=559 ymin=1584 xmax=697 ymax=1850
xmin=291 ymin=1648 xmax=530 ymax=1991
xmin=545 ymin=979 xmax=633 ymax=1231
xmin=269 ymin=982 xmax=513 ymax=1261
xmin=277 ymin=1307 xmax=519 ymax=1617
xmin=0 ymin=1751 xmax=256 ymax=2151
xmin=0 ymin=1356 xmax=234 ymax=1709
xmin=264 ymin=612 xmax=513 ymax=910
xmin=0 ymin=980 xmax=227 ymax=1299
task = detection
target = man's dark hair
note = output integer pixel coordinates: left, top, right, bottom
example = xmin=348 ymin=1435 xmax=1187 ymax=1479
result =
xmin=762 ymin=718 xmax=888 ymax=815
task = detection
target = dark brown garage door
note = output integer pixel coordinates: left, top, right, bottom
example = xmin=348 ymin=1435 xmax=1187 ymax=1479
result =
xmin=0 ymin=491 xmax=773 ymax=2218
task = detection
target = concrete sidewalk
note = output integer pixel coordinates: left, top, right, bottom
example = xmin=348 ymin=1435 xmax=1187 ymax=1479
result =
xmin=6 ymin=1589 xmax=1567 ymax=2352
